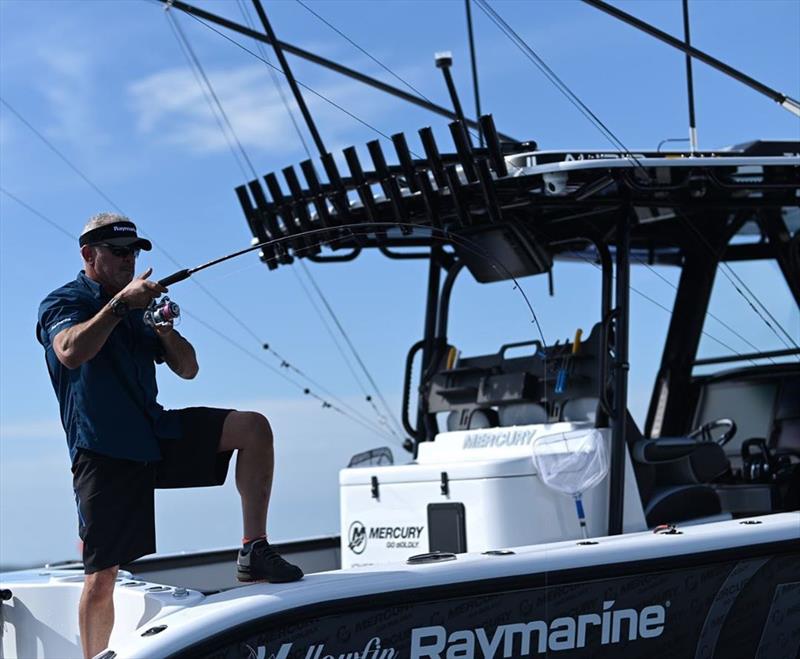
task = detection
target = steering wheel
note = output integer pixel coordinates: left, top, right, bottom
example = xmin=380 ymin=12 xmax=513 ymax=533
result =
xmin=688 ymin=418 xmax=738 ymax=447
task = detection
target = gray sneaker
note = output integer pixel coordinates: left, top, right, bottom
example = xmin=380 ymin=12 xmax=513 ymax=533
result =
xmin=237 ymin=539 xmax=304 ymax=583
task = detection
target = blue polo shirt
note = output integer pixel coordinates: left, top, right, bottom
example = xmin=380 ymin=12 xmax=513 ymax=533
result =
xmin=36 ymin=272 xmax=182 ymax=463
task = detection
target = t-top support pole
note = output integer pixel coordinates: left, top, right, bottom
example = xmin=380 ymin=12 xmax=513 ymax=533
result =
xmin=608 ymin=205 xmax=631 ymax=536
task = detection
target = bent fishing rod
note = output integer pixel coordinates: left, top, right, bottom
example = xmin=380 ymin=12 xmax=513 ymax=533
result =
xmin=155 ymin=219 xmax=549 ymax=356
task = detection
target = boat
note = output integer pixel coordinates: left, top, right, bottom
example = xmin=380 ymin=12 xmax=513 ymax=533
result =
xmin=2 ymin=1 xmax=798 ymax=658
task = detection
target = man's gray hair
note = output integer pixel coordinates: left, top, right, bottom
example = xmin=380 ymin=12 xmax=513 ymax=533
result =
xmin=82 ymin=212 xmax=132 ymax=236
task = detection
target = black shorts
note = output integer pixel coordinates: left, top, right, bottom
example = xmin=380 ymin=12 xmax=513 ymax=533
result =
xmin=72 ymin=407 xmax=234 ymax=574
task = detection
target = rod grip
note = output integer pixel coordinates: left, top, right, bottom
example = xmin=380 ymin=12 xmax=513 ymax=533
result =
xmin=158 ymin=269 xmax=191 ymax=287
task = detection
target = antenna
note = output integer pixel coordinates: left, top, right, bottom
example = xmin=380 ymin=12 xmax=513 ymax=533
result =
xmin=682 ymin=0 xmax=698 ymax=153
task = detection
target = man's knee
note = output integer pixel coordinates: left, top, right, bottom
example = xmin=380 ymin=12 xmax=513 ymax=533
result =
xmin=83 ymin=566 xmax=118 ymax=604
xmin=224 ymin=411 xmax=273 ymax=451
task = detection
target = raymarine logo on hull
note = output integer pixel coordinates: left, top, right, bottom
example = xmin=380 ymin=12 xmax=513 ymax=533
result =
xmin=463 ymin=428 xmax=536 ymax=450
xmin=411 ymin=599 xmax=668 ymax=657
xmin=348 ymin=521 xmax=367 ymax=554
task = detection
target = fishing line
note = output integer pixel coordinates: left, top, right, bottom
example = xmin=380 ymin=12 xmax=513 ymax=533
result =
xmin=289 ymin=266 xmax=376 ymax=420
xmin=235 ymin=0 xmax=313 ymax=161
xmin=181 ymin=308 xmax=397 ymax=441
xmin=5 ymin=76 xmax=401 ymax=437
xmin=170 ymin=5 xmax=406 ymax=434
xmin=0 ymin=189 xmax=396 ymax=441
xmin=156 ymin=220 xmax=551 ymax=415
xmin=172 ymin=4 xmax=416 ymax=153
xmin=298 ymin=259 xmax=407 ymax=441
xmin=676 ymin=210 xmax=800 ymax=355
xmin=294 ymin=0 xmax=433 ymax=105
xmin=166 ymin=9 xmax=255 ymax=180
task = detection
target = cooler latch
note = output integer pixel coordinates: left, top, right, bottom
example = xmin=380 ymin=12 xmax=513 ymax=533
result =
xmin=440 ymin=471 xmax=450 ymax=496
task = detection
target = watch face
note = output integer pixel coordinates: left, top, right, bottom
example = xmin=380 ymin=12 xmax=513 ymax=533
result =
xmin=111 ymin=298 xmax=129 ymax=317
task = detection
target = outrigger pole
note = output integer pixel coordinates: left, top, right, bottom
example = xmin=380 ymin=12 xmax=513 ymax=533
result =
xmin=682 ymin=0 xmax=698 ymax=153
xmin=250 ymin=0 xmax=327 ymax=157
xmin=581 ymin=0 xmax=800 ymax=117
xmin=157 ymin=0 xmax=519 ymax=142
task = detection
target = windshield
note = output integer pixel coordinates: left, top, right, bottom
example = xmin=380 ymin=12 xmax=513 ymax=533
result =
xmin=695 ymin=259 xmax=800 ymax=374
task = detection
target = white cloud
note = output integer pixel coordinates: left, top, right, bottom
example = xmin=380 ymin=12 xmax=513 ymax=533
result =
xmin=127 ymin=63 xmax=394 ymax=157
xmin=33 ymin=44 xmax=109 ymax=153
xmin=0 ymin=418 xmax=63 ymax=441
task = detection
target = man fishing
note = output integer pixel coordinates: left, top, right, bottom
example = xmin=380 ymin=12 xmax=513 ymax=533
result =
xmin=36 ymin=212 xmax=303 ymax=659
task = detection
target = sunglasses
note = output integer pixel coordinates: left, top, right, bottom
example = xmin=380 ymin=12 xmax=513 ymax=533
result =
xmin=97 ymin=244 xmax=140 ymax=259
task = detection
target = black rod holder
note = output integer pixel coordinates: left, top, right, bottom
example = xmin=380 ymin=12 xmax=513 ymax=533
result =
xmin=391 ymin=132 xmax=420 ymax=193
xmin=320 ymin=152 xmax=353 ymax=224
xmin=448 ymin=121 xmax=478 ymax=182
xmin=282 ymin=166 xmax=315 ymax=233
xmin=479 ymin=114 xmax=508 ymax=177
xmin=444 ymin=165 xmax=470 ymax=227
xmin=264 ymin=172 xmax=307 ymax=252
xmin=415 ymin=171 xmax=441 ymax=229
xmin=300 ymin=159 xmax=334 ymax=229
xmin=235 ymin=185 xmax=278 ymax=269
xmin=476 ymin=159 xmax=501 ymax=224
xmin=367 ymin=140 xmax=408 ymax=231
xmin=247 ymin=180 xmax=282 ymax=238
xmin=419 ymin=127 xmax=447 ymax=188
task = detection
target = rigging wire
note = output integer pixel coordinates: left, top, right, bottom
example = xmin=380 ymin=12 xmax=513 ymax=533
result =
xmin=166 ymin=9 xmax=259 ymax=180
xmin=165 ymin=10 xmax=252 ymax=181
xmin=676 ymin=211 xmax=800 ymax=355
xmin=0 ymin=101 xmax=398 ymax=443
xmin=0 ymin=187 xmax=397 ymax=442
xmin=289 ymin=268 xmax=373 ymax=409
xmin=293 ymin=0 xmax=485 ymax=146
xmin=235 ymin=0 xmax=313 ymax=161
xmin=172 ymin=4 xmax=410 ymax=150
xmin=298 ymin=260 xmax=407 ymax=441
xmin=0 ymin=98 xmax=126 ymax=215
xmin=555 ymin=241 xmax=758 ymax=364
xmin=171 ymin=3 xmax=406 ymax=437
xmin=294 ymin=0 xmax=432 ymax=104
xmin=473 ymin=0 xmax=649 ymax=176
xmin=626 ymin=252 xmax=775 ymax=363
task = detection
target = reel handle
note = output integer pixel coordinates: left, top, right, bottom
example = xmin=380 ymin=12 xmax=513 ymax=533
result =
xmin=158 ymin=269 xmax=191 ymax=287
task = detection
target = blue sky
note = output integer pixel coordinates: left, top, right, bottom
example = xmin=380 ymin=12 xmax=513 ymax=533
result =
xmin=1 ymin=0 xmax=798 ymax=567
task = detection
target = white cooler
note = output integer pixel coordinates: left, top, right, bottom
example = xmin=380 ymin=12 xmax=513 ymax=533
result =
xmin=339 ymin=423 xmax=646 ymax=567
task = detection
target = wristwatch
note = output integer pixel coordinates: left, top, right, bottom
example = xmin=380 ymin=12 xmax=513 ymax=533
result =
xmin=109 ymin=296 xmax=129 ymax=318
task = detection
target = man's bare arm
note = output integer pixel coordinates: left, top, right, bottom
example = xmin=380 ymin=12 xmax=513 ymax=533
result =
xmin=53 ymin=268 xmax=165 ymax=369
xmin=156 ymin=328 xmax=199 ymax=379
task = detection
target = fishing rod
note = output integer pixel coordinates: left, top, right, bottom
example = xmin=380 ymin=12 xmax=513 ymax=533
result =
xmin=155 ymin=220 xmax=552 ymax=421
xmin=157 ymin=221 xmax=546 ymax=346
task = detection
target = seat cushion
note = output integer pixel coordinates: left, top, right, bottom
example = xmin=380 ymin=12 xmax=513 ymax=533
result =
xmin=645 ymin=484 xmax=722 ymax=527
xmin=498 ymin=403 xmax=548 ymax=427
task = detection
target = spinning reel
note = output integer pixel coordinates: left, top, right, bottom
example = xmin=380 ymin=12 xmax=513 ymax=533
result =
xmin=144 ymin=296 xmax=180 ymax=328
